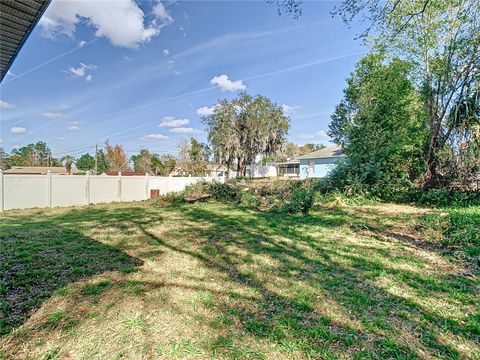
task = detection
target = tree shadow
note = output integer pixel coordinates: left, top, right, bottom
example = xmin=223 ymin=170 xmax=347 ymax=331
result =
xmin=0 ymin=224 xmax=142 ymax=335
xmin=130 ymin=204 xmax=475 ymax=358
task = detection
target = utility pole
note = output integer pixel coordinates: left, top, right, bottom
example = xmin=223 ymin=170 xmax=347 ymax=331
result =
xmin=95 ymin=144 xmax=98 ymax=174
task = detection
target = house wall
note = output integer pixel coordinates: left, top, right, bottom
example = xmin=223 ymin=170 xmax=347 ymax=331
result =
xmin=299 ymin=157 xmax=341 ymax=178
xmin=246 ymin=164 xmax=277 ymax=178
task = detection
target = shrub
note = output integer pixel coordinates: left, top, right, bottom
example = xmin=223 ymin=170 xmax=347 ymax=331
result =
xmin=240 ymin=192 xmax=261 ymax=209
xmin=183 ymin=181 xmax=208 ymax=196
xmin=206 ymin=182 xmax=241 ymax=203
xmin=286 ymin=187 xmax=315 ymax=214
xmin=419 ymin=207 xmax=480 ymax=251
xmin=153 ymin=192 xmax=184 ymax=206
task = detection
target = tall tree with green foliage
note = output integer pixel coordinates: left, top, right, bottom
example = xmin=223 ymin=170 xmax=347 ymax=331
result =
xmin=131 ymin=149 xmax=164 ymax=174
xmin=203 ymin=92 xmax=290 ymax=176
xmin=278 ymin=0 xmax=480 ymax=187
xmin=329 ymin=53 xmax=428 ymax=189
xmin=7 ymin=141 xmax=54 ymax=167
xmin=76 ymin=153 xmax=95 ymax=172
xmin=335 ymin=0 xmax=480 ymax=187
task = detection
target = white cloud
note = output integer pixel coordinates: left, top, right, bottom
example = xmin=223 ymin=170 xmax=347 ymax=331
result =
xmin=53 ymin=104 xmax=69 ymax=110
xmin=316 ymin=130 xmax=329 ymax=137
xmin=163 ymin=48 xmax=170 ymax=56
xmin=282 ymin=104 xmax=298 ymax=114
xmin=68 ymin=125 xmax=80 ymax=131
xmin=196 ymin=105 xmax=217 ymax=117
xmin=141 ymin=133 xmax=170 ymax=141
xmin=78 ymin=40 xmax=86 ymax=47
xmin=170 ymin=127 xmax=203 ymax=134
xmin=42 ymin=111 xmax=63 ymax=118
xmin=159 ymin=116 xmax=189 ymax=127
xmin=153 ymin=2 xmax=173 ymax=23
xmin=53 ymin=136 xmax=66 ymax=141
xmin=66 ymin=63 xmax=96 ymax=80
xmin=40 ymin=0 xmax=172 ymax=48
xmin=298 ymin=134 xmax=315 ymax=140
xmin=0 ymin=100 xmax=16 ymax=109
xmin=210 ymin=74 xmax=246 ymax=92
xmin=10 ymin=127 xmax=26 ymax=134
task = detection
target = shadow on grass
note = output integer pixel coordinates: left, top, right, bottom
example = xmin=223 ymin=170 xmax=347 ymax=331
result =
xmin=0 ymin=222 xmax=142 ymax=335
xmin=1 ymin=202 xmax=477 ymax=358
xmin=131 ymin=204 xmax=476 ymax=358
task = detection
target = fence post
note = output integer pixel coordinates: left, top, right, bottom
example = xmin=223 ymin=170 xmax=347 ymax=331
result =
xmin=0 ymin=169 xmax=4 ymax=212
xmin=118 ymin=172 xmax=122 ymax=202
xmin=86 ymin=172 xmax=91 ymax=205
xmin=145 ymin=172 xmax=149 ymax=200
xmin=47 ymin=170 xmax=52 ymax=208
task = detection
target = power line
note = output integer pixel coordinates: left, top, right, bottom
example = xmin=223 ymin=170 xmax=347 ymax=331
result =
xmin=51 ymin=145 xmax=95 ymax=157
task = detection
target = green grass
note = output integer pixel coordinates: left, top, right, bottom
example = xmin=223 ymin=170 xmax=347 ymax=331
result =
xmin=0 ymin=201 xmax=478 ymax=359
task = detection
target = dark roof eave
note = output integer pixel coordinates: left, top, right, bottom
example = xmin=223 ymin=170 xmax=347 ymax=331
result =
xmin=0 ymin=0 xmax=52 ymax=82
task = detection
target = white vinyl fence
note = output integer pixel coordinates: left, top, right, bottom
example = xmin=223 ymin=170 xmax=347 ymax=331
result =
xmin=0 ymin=170 xmax=223 ymax=211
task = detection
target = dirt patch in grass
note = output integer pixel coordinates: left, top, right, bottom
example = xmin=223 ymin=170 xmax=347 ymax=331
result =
xmin=1 ymin=202 xmax=478 ymax=359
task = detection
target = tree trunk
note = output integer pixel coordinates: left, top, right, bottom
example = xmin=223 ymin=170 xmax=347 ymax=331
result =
xmin=424 ymin=95 xmax=441 ymax=189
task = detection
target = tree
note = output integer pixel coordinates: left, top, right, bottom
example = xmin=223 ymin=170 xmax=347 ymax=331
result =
xmin=131 ymin=149 xmax=162 ymax=174
xmin=61 ymin=155 xmax=75 ymax=175
xmin=7 ymin=141 xmax=54 ymax=167
xmin=76 ymin=153 xmax=96 ymax=172
xmin=177 ymin=138 xmax=191 ymax=162
xmin=203 ymin=92 xmax=290 ymax=176
xmin=158 ymin=155 xmax=176 ymax=176
xmin=332 ymin=0 xmax=480 ymax=187
xmin=329 ymin=53 xmax=428 ymax=189
xmin=104 ymin=140 xmax=130 ymax=172
xmin=96 ymin=150 xmax=109 ymax=174
xmin=189 ymin=138 xmax=211 ymax=162
xmin=0 ymin=148 xmax=8 ymax=170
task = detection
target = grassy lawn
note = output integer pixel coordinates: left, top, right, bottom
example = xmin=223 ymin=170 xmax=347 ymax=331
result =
xmin=0 ymin=200 xmax=478 ymax=359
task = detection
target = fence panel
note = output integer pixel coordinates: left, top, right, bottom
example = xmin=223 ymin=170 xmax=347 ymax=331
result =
xmin=0 ymin=172 xmax=224 ymax=211
xmin=4 ymin=175 xmax=49 ymax=210
xmin=89 ymin=175 xmax=120 ymax=205
xmin=121 ymin=176 xmax=148 ymax=202
xmin=51 ymin=175 xmax=89 ymax=207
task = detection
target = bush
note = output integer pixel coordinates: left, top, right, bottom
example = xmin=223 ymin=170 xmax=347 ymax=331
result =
xmin=153 ymin=192 xmax=184 ymax=206
xmin=206 ymin=182 xmax=241 ymax=203
xmin=240 ymin=192 xmax=261 ymax=209
xmin=419 ymin=207 xmax=480 ymax=250
xmin=286 ymin=187 xmax=314 ymax=214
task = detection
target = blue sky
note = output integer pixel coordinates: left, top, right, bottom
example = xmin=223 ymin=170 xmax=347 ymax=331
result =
xmin=0 ymin=0 xmax=365 ymax=158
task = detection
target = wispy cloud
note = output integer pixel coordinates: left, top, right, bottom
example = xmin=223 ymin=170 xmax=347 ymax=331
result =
xmin=42 ymin=111 xmax=63 ymax=118
xmin=210 ymin=74 xmax=246 ymax=92
xmin=141 ymin=133 xmax=170 ymax=141
xmin=282 ymin=104 xmax=298 ymax=114
xmin=159 ymin=116 xmax=189 ymax=127
xmin=196 ymin=105 xmax=217 ymax=117
xmin=53 ymin=104 xmax=69 ymax=110
xmin=10 ymin=126 xmax=26 ymax=134
xmin=66 ymin=63 xmax=97 ymax=81
xmin=170 ymin=127 xmax=203 ymax=134
xmin=0 ymin=100 xmax=16 ymax=109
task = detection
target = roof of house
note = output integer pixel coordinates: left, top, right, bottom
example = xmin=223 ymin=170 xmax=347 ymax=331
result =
xmin=276 ymin=160 xmax=300 ymax=165
xmin=3 ymin=166 xmax=78 ymax=175
xmin=0 ymin=0 xmax=51 ymax=82
xmin=298 ymin=145 xmax=345 ymax=160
